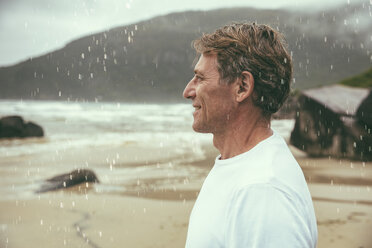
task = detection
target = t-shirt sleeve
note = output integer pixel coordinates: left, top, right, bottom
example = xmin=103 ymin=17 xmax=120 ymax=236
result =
xmin=224 ymin=183 xmax=316 ymax=248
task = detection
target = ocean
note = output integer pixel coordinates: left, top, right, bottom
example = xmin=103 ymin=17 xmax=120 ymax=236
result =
xmin=0 ymin=100 xmax=295 ymax=200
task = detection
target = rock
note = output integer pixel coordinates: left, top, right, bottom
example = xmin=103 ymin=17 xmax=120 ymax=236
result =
xmin=36 ymin=169 xmax=100 ymax=193
xmin=290 ymin=85 xmax=372 ymax=161
xmin=0 ymin=115 xmax=44 ymax=138
xmin=272 ymin=93 xmax=298 ymax=119
xmin=356 ymin=89 xmax=372 ymax=129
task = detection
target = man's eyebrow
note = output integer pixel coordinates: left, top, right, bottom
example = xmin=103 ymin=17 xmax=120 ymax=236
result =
xmin=194 ymin=69 xmax=204 ymax=76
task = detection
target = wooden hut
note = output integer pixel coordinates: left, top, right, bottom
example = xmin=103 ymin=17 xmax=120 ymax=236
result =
xmin=290 ymin=85 xmax=372 ymax=161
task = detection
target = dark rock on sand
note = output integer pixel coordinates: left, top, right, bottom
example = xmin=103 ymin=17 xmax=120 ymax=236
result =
xmin=37 ymin=169 xmax=100 ymax=193
xmin=0 ymin=115 xmax=44 ymax=138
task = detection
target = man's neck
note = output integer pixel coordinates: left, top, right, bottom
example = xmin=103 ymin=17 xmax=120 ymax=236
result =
xmin=212 ymin=109 xmax=272 ymax=160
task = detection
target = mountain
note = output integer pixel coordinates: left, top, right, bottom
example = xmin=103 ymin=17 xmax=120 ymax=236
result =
xmin=0 ymin=2 xmax=371 ymax=102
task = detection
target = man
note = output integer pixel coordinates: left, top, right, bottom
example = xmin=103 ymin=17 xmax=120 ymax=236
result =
xmin=183 ymin=23 xmax=318 ymax=247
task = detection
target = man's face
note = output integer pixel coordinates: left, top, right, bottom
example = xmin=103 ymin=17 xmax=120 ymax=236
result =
xmin=183 ymin=54 xmax=236 ymax=134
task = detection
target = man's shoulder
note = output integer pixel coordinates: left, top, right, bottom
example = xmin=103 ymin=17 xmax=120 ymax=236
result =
xmin=248 ymin=131 xmax=295 ymax=163
xmin=231 ymin=138 xmax=300 ymax=185
xmin=231 ymin=179 xmax=303 ymax=204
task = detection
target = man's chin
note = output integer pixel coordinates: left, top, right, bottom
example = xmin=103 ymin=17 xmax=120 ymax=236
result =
xmin=192 ymin=123 xmax=210 ymax=133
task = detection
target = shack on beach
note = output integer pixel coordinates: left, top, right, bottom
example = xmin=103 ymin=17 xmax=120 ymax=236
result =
xmin=290 ymin=85 xmax=372 ymax=161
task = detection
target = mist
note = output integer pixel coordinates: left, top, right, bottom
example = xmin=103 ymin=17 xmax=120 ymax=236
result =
xmin=0 ymin=0 xmax=355 ymax=66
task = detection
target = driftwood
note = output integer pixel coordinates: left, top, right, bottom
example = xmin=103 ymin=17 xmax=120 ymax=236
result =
xmin=290 ymin=85 xmax=371 ymax=161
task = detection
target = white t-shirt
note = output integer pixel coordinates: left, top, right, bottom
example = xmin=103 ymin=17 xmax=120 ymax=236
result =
xmin=185 ymin=131 xmax=318 ymax=248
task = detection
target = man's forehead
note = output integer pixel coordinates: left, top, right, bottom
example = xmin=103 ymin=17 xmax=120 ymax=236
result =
xmin=194 ymin=53 xmax=218 ymax=73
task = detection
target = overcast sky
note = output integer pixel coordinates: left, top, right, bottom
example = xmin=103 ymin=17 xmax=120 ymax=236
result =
xmin=0 ymin=0 xmax=352 ymax=67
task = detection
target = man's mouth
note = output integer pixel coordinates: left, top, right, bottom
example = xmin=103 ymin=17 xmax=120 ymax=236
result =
xmin=193 ymin=105 xmax=201 ymax=110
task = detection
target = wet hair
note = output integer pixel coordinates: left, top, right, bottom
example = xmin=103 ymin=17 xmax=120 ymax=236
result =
xmin=193 ymin=23 xmax=292 ymax=116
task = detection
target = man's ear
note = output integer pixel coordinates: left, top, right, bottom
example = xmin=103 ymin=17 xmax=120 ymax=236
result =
xmin=236 ymin=71 xmax=254 ymax=103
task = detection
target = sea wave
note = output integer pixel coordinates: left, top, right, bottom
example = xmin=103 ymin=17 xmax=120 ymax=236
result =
xmin=0 ymin=100 xmax=295 ymax=200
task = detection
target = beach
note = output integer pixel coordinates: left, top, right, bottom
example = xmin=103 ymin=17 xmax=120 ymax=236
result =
xmin=297 ymin=154 xmax=372 ymax=248
xmin=1 ymin=145 xmax=372 ymax=248
xmin=1 ymin=101 xmax=372 ymax=248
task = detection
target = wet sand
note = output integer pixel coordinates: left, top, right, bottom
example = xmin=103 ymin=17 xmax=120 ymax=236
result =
xmin=1 ymin=145 xmax=372 ymax=247
xmin=294 ymin=148 xmax=372 ymax=248
xmin=0 ymin=193 xmax=194 ymax=248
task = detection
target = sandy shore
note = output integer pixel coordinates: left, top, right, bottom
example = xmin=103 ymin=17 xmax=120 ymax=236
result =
xmin=0 ymin=193 xmax=194 ymax=248
xmin=1 ymin=144 xmax=372 ymax=248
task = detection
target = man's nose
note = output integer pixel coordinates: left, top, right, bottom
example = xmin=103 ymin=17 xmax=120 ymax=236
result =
xmin=183 ymin=78 xmax=196 ymax=99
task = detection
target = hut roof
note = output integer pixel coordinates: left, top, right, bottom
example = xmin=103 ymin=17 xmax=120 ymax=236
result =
xmin=303 ymin=85 xmax=370 ymax=116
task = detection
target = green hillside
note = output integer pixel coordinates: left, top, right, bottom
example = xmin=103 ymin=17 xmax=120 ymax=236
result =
xmin=339 ymin=67 xmax=372 ymax=88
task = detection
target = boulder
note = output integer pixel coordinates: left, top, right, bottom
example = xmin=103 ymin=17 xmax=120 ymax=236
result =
xmin=37 ymin=169 xmax=100 ymax=193
xmin=356 ymin=89 xmax=372 ymax=129
xmin=0 ymin=115 xmax=44 ymax=138
xmin=290 ymin=85 xmax=372 ymax=161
